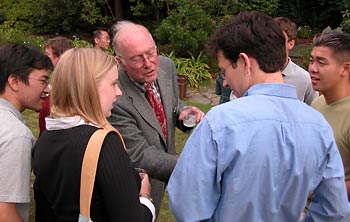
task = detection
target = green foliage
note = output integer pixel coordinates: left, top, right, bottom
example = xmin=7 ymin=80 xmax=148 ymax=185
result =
xmin=295 ymin=47 xmax=312 ymax=70
xmin=0 ymin=24 xmax=46 ymax=49
xmin=297 ymin=25 xmax=313 ymax=39
xmin=0 ymin=0 xmax=114 ymax=34
xmin=165 ymin=51 xmax=213 ymax=88
xmin=155 ymin=0 xmax=216 ymax=57
xmin=240 ymin=0 xmax=279 ymax=16
xmin=340 ymin=9 xmax=350 ymax=32
xmin=72 ymin=35 xmax=93 ymax=48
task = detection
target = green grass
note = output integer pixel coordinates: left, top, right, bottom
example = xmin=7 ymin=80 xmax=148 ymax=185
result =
xmin=23 ymin=101 xmax=212 ymax=222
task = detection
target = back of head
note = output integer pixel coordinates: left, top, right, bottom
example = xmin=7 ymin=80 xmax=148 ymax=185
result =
xmin=45 ymin=36 xmax=74 ymax=58
xmin=313 ymin=30 xmax=350 ymax=64
xmin=50 ymin=48 xmax=117 ymax=128
xmin=0 ymin=43 xmax=53 ymax=94
xmin=274 ymin=17 xmax=297 ymax=41
xmin=207 ymin=11 xmax=286 ymax=73
xmin=111 ymin=20 xmax=154 ymax=55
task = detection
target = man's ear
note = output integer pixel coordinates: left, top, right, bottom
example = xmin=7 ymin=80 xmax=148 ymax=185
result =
xmin=115 ymin=57 xmax=127 ymax=71
xmin=239 ymin=52 xmax=251 ymax=75
xmin=341 ymin=61 xmax=350 ymax=78
xmin=7 ymin=74 xmax=21 ymax=91
xmin=287 ymin=39 xmax=295 ymax=50
xmin=94 ymin=37 xmax=100 ymax=45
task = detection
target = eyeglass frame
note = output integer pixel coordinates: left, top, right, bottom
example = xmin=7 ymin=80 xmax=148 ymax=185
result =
xmin=219 ymin=63 xmax=233 ymax=80
xmin=116 ymin=47 xmax=158 ymax=66
xmin=29 ymin=77 xmax=50 ymax=87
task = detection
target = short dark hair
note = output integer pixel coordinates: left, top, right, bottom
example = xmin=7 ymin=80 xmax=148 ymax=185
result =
xmin=92 ymin=28 xmax=109 ymax=46
xmin=0 ymin=44 xmax=53 ymax=93
xmin=207 ymin=11 xmax=286 ymax=73
xmin=274 ymin=17 xmax=298 ymax=41
xmin=44 ymin=36 xmax=73 ymax=58
xmin=313 ymin=30 xmax=350 ymax=64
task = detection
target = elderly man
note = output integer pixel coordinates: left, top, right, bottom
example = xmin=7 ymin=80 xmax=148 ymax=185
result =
xmin=167 ymin=11 xmax=350 ymax=222
xmin=108 ymin=21 xmax=204 ymax=214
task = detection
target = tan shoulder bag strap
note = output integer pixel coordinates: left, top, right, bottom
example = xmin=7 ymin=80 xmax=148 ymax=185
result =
xmin=79 ymin=129 xmax=125 ymax=221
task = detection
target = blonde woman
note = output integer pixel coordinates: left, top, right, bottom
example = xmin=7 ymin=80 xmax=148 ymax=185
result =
xmin=33 ymin=48 xmax=155 ymax=222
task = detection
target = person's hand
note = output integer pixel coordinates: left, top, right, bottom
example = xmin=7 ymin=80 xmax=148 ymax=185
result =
xmin=179 ymin=106 xmax=205 ymax=123
xmin=139 ymin=173 xmax=152 ymax=200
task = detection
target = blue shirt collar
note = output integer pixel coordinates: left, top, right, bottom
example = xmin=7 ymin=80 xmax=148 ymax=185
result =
xmin=244 ymin=83 xmax=298 ymax=100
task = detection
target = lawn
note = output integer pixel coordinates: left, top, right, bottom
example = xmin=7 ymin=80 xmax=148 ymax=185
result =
xmin=23 ymin=101 xmax=212 ymax=222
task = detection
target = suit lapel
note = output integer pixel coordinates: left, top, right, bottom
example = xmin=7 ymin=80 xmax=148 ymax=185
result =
xmin=119 ymin=71 xmax=166 ymax=144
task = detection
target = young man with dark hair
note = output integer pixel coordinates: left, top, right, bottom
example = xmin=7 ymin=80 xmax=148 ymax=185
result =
xmin=92 ymin=29 xmax=110 ymax=51
xmin=0 ymin=43 xmax=52 ymax=221
xmin=310 ymin=30 xmax=350 ymax=200
xmin=274 ymin=17 xmax=317 ymax=105
xmin=167 ymin=11 xmax=350 ymax=222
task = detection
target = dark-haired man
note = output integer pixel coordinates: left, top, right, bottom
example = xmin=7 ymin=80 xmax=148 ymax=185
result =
xmin=275 ymin=17 xmax=317 ymax=105
xmin=93 ymin=29 xmax=110 ymax=51
xmin=310 ymin=30 xmax=350 ymax=200
xmin=168 ymin=11 xmax=350 ymax=222
xmin=0 ymin=44 xmax=52 ymax=221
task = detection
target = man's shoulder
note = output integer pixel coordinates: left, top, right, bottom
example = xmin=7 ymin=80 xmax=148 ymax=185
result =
xmin=159 ymin=55 xmax=174 ymax=63
xmin=287 ymin=60 xmax=310 ymax=78
xmin=311 ymin=95 xmax=326 ymax=109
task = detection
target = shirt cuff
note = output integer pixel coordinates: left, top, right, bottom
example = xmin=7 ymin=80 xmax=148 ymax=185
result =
xmin=139 ymin=196 xmax=156 ymax=222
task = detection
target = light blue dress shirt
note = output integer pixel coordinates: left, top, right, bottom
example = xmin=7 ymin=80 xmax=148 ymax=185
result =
xmin=168 ymin=84 xmax=350 ymax=222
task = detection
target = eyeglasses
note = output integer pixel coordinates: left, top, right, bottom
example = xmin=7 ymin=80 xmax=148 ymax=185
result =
xmin=118 ymin=47 xmax=158 ymax=66
xmin=219 ymin=63 xmax=232 ymax=80
xmin=29 ymin=77 xmax=50 ymax=87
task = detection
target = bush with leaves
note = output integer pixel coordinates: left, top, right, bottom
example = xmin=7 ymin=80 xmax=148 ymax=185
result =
xmin=155 ymin=0 xmax=215 ymax=57
xmin=0 ymin=0 xmax=114 ymax=34
xmin=339 ymin=0 xmax=350 ymax=32
xmin=239 ymin=0 xmax=279 ymax=16
xmin=165 ymin=51 xmax=213 ymax=88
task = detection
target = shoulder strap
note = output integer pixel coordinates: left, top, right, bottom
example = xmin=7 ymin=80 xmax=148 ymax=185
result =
xmin=79 ymin=129 xmax=125 ymax=220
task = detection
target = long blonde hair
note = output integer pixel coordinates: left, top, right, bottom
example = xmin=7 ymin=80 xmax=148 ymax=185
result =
xmin=50 ymin=48 xmax=117 ymax=130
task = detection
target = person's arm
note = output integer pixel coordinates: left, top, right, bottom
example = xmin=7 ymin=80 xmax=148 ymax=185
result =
xmin=109 ymin=105 xmax=177 ymax=182
xmin=38 ymin=97 xmax=50 ymax=135
xmin=346 ymin=180 xmax=350 ymax=201
xmin=0 ymin=203 xmax=23 ymax=222
xmin=0 ymin=135 xmax=32 ymax=222
xmin=304 ymin=132 xmax=350 ymax=221
xmin=168 ymin=118 xmax=220 ymax=221
xmin=97 ymin=133 xmax=155 ymax=222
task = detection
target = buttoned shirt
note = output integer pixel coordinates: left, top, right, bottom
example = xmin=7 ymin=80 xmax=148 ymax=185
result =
xmin=168 ymin=84 xmax=350 ymax=222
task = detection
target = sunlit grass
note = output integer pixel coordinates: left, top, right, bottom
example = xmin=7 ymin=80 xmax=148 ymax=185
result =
xmin=23 ymin=101 xmax=212 ymax=222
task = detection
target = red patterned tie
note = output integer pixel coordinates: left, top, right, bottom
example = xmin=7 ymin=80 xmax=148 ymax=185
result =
xmin=145 ymin=83 xmax=167 ymax=142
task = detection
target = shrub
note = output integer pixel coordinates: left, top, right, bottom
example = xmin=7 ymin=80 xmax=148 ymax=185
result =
xmin=155 ymin=1 xmax=215 ymax=57
xmin=165 ymin=51 xmax=213 ymax=88
xmin=340 ymin=9 xmax=350 ymax=32
xmin=297 ymin=25 xmax=313 ymax=39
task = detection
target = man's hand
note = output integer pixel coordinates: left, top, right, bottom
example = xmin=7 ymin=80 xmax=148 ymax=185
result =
xmin=179 ymin=106 xmax=205 ymax=123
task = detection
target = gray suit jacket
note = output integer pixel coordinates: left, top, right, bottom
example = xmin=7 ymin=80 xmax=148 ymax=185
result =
xmin=108 ymin=56 xmax=186 ymax=212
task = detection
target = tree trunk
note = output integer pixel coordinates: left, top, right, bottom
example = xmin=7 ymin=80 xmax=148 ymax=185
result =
xmin=113 ymin=0 xmax=123 ymax=20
